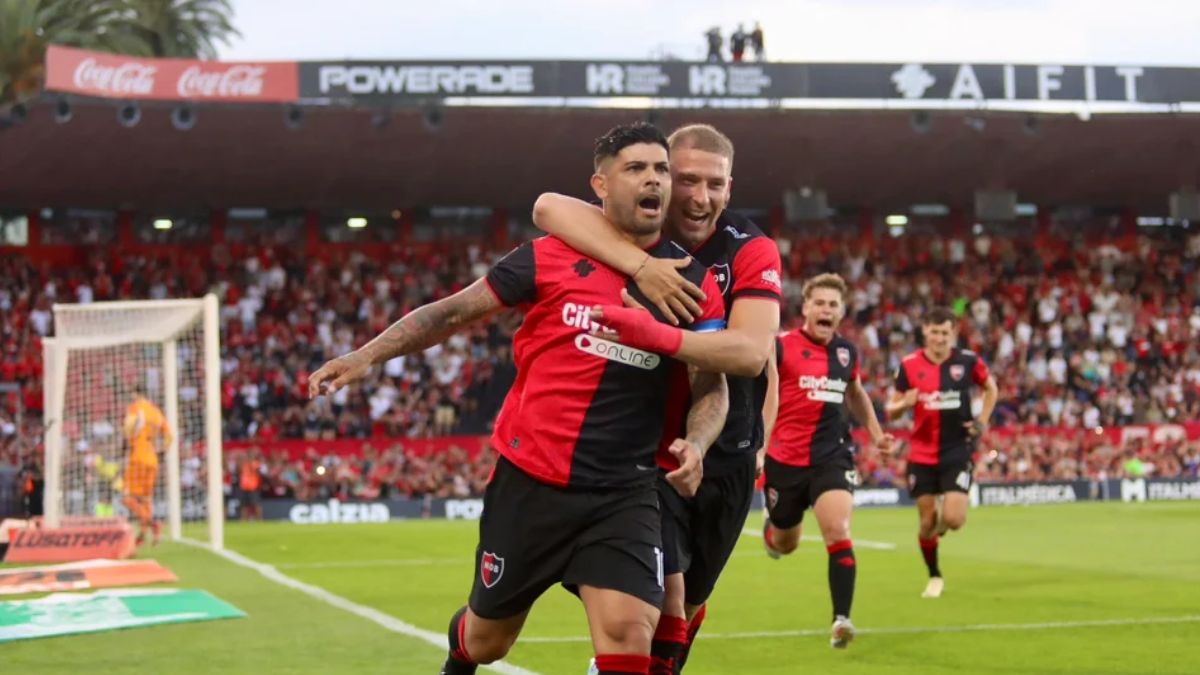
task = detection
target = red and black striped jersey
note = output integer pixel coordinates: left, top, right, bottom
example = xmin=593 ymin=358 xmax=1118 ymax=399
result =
xmin=768 ymin=330 xmax=860 ymax=467
xmin=893 ymin=348 xmax=991 ymax=466
xmin=688 ymin=212 xmax=783 ymax=473
xmin=485 ymin=235 xmax=725 ymax=490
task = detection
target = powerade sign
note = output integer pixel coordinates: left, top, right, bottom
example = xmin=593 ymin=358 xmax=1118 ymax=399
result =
xmin=299 ymin=60 xmax=1200 ymax=105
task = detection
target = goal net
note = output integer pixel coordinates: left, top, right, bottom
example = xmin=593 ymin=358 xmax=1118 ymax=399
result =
xmin=42 ymin=295 xmax=224 ymax=549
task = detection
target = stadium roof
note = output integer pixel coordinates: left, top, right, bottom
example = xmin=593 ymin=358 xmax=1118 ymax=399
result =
xmin=3 ymin=100 xmax=1198 ymax=213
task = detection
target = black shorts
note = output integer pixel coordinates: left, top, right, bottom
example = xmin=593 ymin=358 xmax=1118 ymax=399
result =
xmin=468 ymin=456 xmax=664 ymax=620
xmin=763 ymin=453 xmax=858 ymax=531
xmin=658 ymin=455 xmax=755 ymax=607
xmin=907 ymin=460 xmax=974 ymax=498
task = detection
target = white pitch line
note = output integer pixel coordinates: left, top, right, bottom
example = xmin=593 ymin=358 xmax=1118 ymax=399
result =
xmin=179 ymin=538 xmax=541 ymax=675
xmin=276 ymin=557 xmax=470 ymax=569
xmin=519 ymin=615 xmax=1200 ymax=644
xmin=740 ymin=527 xmax=897 ymax=550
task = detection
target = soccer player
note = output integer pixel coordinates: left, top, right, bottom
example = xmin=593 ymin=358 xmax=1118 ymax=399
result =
xmin=310 ymin=122 xmax=729 ymax=675
xmin=760 ymin=273 xmax=894 ymax=649
xmin=122 ymin=388 xmax=172 ymax=546
xmin=532 ymin=124 xmax=781 ymax=673
xmin=886 ymin=307 xmax=999 ymax=598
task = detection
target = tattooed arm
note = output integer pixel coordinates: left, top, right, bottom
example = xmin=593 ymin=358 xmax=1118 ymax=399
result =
xmin=686 ymin=365 xmax=729 ymax=457
xmin=308 ymin=278 xmax=502 ymax=397
xmin=664 ymin=365 xmax=729 ymax=497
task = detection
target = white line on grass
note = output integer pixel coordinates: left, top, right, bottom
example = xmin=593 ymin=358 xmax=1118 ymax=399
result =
xmin=275 ymin=557 xmax=469 ymax=569
xmin=519 ymin=614 xmax=1200 ymax=643
xmin=179 ymin=538 xmax=541 ymax=675
xmin=739 ymin=527 xmax=897 ymax=550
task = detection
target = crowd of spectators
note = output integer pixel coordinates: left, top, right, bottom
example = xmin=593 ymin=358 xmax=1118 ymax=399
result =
xmin=4 ymin=219 xmax=1200 ymax=506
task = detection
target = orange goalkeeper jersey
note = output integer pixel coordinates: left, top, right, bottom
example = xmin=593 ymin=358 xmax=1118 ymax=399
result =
xmin=125 ymin=397 xmax=169 ymax=467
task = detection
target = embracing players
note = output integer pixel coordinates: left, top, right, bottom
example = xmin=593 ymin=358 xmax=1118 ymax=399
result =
xmin=535 ymin=123 xmax=781 ymax=673
xmin=886 ymin=307 xmax=998 ymax=598
xmin=312 ymin=122 xmax=730 ymax=675
xmin=760 ymin=273 xmax=894 ymax=648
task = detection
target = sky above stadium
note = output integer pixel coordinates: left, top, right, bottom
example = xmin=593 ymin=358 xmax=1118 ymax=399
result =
xmin=222 ymin=0 xmax=1199 ymax=65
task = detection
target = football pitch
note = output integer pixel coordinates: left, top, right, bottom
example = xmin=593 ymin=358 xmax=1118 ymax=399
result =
xmin=5 ymin=501 xmax=1199 ymax=674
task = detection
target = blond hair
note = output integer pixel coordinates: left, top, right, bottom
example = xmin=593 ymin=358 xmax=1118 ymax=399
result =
xmin=667 ymin=124 xmax=734 ymax=170
xmin=802 ymin=273 xmax=848 ymax=300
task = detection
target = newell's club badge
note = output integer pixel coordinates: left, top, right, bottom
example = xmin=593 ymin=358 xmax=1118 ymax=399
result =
xmin=709 ymin=263 xmax=732 ymax=295
xmin=480 ymin=552 xmax=505 ymax=588
xmin=837 ymin=347 xmax=851 ymax=368
xmin=949 ymin=364 xmax=965 ymax=381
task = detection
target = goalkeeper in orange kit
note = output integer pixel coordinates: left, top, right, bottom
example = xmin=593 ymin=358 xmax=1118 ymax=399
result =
xmin=123 ymin=388 xmax=172 ymax=546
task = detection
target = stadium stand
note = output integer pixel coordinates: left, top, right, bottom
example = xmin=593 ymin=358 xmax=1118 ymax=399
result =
xmin=3 ymin=217 xmax=1200 ymax=504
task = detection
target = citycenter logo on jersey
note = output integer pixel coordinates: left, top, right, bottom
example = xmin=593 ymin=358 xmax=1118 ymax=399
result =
xmin=562 ymin=302 xmax=661 ymax=369
xmin=798 ymin=375 xmax=848 ymax=403
xmin=561 ymin=302 xmax=614 ymax=334
xmin=919 ymin=390 xmax=962 ymax=410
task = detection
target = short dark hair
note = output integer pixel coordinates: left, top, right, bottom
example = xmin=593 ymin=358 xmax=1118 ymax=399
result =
xmin=923 ymin=306 xmax=957 ymax=326
xmin=593 ymin=122 xmax=669 ymax=170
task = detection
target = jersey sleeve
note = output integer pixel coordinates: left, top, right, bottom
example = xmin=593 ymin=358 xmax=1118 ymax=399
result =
xmin=730 ymin=236 xmax=783 ymax=301
xmin=850 ymin=344 xmax=862 ymax=381
xmin=775 ymin=336 xmax=785 ymax=368
xmin=971 ymin=355 xmax=991 ymax=385
xmin=893 ymin=361 xmax=911 ymax=392
xmin=485 ymin=241 xmax=537 ymax=307
xmin=692 ymin=269 xmax=727 ymax=333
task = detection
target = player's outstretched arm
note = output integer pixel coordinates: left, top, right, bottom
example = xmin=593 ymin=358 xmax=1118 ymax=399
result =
xmin=532 ymin=193 xmax=705 ymax=324
xmin=848 ymin=378 xmax=894 ymax=452
xmin=309 ymin=278 xmax=502 ymax=397
xmin=592 ymin=292 xmax=777 ymax=377
xmin=666 ymin=366 xmax=729 ymax=497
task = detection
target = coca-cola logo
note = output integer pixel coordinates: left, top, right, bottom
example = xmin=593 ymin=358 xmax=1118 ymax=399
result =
xmin=176 ymin=65 xmax=265 ymax=98
xmin=73 ymin=58 xmax=156 ymax=95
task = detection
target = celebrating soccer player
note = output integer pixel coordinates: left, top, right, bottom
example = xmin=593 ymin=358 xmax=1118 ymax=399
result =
xmin=532 ymin=124 xmax=781 ymax=673
xmin=311 ymin=122 xmax=729 ymax=675
xmin=760 ymin=273 xmax=894 ymax=648
xmin=886 ymin=307 xmax=999 ymax=599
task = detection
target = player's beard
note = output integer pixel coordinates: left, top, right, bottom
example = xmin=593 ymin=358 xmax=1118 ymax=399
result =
xmin=611 ymin=198 xmax=665 ymax=238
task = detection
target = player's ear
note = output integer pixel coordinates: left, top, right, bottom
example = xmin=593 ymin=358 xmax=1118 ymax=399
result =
xmin=590 ymin=172 xmax=607 ymax=201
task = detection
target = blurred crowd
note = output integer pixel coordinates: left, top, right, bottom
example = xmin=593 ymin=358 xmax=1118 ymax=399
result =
xmin=4 ymin=221 xmax=1200 ymax=506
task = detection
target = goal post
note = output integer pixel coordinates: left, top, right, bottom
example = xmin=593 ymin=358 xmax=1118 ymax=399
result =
xmin=42 ymin=294 xmax=224 ymax=549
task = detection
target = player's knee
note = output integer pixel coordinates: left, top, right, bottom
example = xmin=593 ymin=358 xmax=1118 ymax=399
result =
xmin=774 ymin=529 xmax=800 ymax=554
xmin=464 ymin=629 xmax=518 ymax=663
xmin=822 ymin=525 xmax=850 ymax=545
xmin=598 ymin=613 xmax=656 ymax=652
xmin=944 ymin=512 xmax=966 ymax=530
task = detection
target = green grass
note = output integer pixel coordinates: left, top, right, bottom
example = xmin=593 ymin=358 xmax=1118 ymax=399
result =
xmin=5 ymin=501 xmax=1200 ymax=674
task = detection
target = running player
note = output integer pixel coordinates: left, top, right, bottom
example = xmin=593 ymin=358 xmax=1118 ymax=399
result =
xmin=886 ymin=307 xmax=999 ymax=598
xmin=311 ymin=122 xmax=729 ymax=675
xmin=122 ymin=388 xmax=172 ymax=546
xmin=533 ymin=124 xmax=781 ymax=673
xmin=760 ymin=273 xmax=894 ymax=648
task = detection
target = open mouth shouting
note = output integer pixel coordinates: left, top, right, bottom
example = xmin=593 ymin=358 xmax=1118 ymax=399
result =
xmin=814 ymin=317 xmax=835 ymax=330
xmin=637 ymin=193 xmax=663 ymax=219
